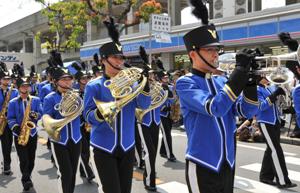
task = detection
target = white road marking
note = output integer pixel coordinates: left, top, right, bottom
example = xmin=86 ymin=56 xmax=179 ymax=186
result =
xmin=285 ymin=156 xmax=300 ymax=166
xmin=157 ymin=181 xmax=189 ymax=193
xmin=237 ymin=143 xmax=297 ymax=156
xmin=235 ymin=176 xmax=296 ymax=193
xmin=240 ymin=163 xmax=300 ymax=182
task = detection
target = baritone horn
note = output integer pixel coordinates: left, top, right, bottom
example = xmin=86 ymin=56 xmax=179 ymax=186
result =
xmin=42 ymin=89 xmax=84 ymax=141
xmin=94 ymin=67 xmax=147 ymax=131
xmin=135 ymin=81 xmax=168 ymax=122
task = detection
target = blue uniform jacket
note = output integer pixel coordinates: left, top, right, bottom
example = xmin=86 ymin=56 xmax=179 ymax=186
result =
xmin=37 ymin=80 xmax=48 ymax=96
xmin=256 ymin=85 xmax=280 ymax=125
xmin=141 ymin=107 xmax=161 ymax=126
xmin=0 ymin=87 xmax=19 ymax=111
xmin=43 ymin=91 xmax=82 ymax=145
xmin=38 ymin=83 xmax=54 ymax=103
xmin=176 ymin=71 xmax=258 ymax=172
xmin=292 ymin=84 xmax=300 ymax=127
xmin=7 ymin=96 xmax=42 ymax=137
xmin=84 ymin=76 xmax=151 ymax=153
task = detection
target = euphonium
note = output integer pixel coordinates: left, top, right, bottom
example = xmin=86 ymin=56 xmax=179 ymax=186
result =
xmin=94 ymin=67 xmax=147 ymax=130
xmin=135 ymin=81 xmax=168 ymax=122
xmin=0 ymin=84 xmax=14 ymax=136
xmin=42 ymin=89 xmax=84 ymax=141
xmin=18 ymin=96 xmax=36 ymax=146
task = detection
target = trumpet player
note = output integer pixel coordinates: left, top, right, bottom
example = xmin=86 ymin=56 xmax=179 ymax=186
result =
xmin=83 ymin=17 xmax=151 ymax=193
xmin=0 ymin=64 xmax=19 ymax=176
xmin=7 ymin=77 xmax=42 ymax=192
xmin=43 ymin=66 xmax=82 ymax=193
xmin=175 ymin=1 xmax=259 ymax=192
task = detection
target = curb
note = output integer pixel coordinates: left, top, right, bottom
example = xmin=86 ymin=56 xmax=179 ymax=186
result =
xmin=280 ymin=136 xmax=300 ymax=146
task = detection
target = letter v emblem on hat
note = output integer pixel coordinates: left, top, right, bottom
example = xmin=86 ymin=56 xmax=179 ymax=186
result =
xmin=208 ymin=29 xmax=217 ymax=39
xmin=115 ymin=43 xmax=122 ymax=51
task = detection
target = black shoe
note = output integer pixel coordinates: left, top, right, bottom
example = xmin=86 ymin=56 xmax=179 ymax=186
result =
xmin=168 ymin=156 xmax=177 ymax=162
xmin=145 ymin=185 xmax=157 ymax=192
xmin=278 ymin=183 xmax=297 ymax=189
xmin=23 ymin=181 xmax=33 ymax=191
xmin=3 ymin=170 xmax=12 ymax=176
xmin=290 ymin=132 xmax=300 ymax=138
xmin=80 ymin=172 xmax=87 ymax=178
xmin=260 ymin=179 xmax=276 ymax=186
xmin=160 ymin=154 xmax=168 ymax=159
xmin=87 ymin=174 xmax=95 ymax=183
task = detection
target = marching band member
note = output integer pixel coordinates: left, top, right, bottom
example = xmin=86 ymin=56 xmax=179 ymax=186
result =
xmin=92 ymin=53 xmax=103 ymax=78
xmin=278 ymin=32 xmax=300 ymax=138
xmin=7 ymin=76 xmax=42 ymax=191
xmin=175 ymin=1 xmax=258 ymax=192
xmin=158 ymin=71 xmax=176 ymax=162
xmin=256 ymin=77 xmax=297 ymax=188
xmin=43 ymin=62 xmax=82 ymax=193
xmin=136 ymin=70 xmax=162 ymax=191
xmin=84 ymin=17 xmax=151 ymax=193
xmin=0 ymin=63 xmax=19 ymax=176
xmin=29 ymin=65 xmax=39 ymax=96
xmin=72 ymin=62 xmax=95 ymax=183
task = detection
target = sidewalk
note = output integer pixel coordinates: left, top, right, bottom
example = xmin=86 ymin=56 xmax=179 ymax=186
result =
xmin=173 ymin=126 xmax=300 ymax=146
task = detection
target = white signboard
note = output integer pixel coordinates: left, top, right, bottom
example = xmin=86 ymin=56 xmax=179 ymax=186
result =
xmin=154 ymin=32 xmax=172 ymax=43
xmin=151 ymin=14 xmax=171 ymax=32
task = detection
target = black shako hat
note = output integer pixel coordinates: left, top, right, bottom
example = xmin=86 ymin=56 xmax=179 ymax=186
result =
xmin=183 ymin=24 xmax=222 ymax=52
xmin=16 ymin=77 xmax=30 ymax=88
xmin=99 ymin=42 xmax=124 ymax=59
xmin=0 ymin=62 xmax=10 ymax=79
xmin=52 ymin=67 xmax=72 ymax=81
xmin=183 ymin=0 xmax=223 ymax=52
xmin=99 ymin=17 xmax=125 ymax=59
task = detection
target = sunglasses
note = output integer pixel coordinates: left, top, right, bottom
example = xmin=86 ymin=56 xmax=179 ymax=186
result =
xmin=201 ymin=47 xmax=223 ymax=54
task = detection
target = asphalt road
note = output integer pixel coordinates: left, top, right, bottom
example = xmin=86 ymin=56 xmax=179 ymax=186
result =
xmin=0 ymin=129 xmax=299 ymax=193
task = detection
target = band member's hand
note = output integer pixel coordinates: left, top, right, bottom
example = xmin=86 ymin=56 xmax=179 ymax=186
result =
xmin=235 ymin=49 xmax=256 ymax=72
xmin=12 ymin=125 xmax=21 ymax=136
xmin=278 ymin=32 xmax=299 ymax=51
xmin=274 ymin=87 xmax=285 ymax=96
xmin=29 ymin=111 xmax=39 ymax=120
xmin=268 ymin=87 xmax=285 ymax=103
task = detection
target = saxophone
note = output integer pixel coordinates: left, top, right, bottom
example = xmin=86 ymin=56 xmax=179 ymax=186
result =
xmin=0 ymin=84 xmax=14 ymax=136
xmin=18 ymin=96 xmax=36 ymax=146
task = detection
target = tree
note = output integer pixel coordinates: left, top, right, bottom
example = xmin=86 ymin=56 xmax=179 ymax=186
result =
xmin=84 ymin=0 xmax=162 ymax=32
xmin=35 ymin=0 xmax=92 ymax=51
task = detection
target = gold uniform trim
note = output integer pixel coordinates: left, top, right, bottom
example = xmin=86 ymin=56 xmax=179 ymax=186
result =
xmin=244 ymin=96 xmax=259 ymax=106
xmin=224 ymin=84 xmax=237 ymax=102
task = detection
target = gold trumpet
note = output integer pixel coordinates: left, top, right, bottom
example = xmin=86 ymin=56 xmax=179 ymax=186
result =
xmin=94 ymin=67 xmax=147 ymax=130
xmin=136 ymin=81 xmax=168 ymax=122
xmin=42 ymin=89 xmax=84 ymax=141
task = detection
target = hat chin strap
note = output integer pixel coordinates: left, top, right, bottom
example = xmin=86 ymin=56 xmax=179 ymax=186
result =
xmin=196 ymin=50 xmax=217 ymax=69
xmin=106 ymin=58 xmax=122 ymax=71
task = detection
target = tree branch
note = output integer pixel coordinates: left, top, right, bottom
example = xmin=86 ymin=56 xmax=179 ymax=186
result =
xmin=117 ymin=0 xmax=133 ymax=23
xmin=85 ymin=0 xmax=108 ymax=17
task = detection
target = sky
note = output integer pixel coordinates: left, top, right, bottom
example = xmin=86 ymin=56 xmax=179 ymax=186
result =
xmin=0 ymin=0 xmax=287 ymax=28
xmin=0 ymin=0 xmax=59 ymax=28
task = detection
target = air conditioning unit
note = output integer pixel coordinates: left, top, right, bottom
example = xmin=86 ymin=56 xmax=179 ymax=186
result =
xmin=213 ymin=0 xmax=223 ymax=19
xmin=235 ymin=0 xmax=248 ymax=15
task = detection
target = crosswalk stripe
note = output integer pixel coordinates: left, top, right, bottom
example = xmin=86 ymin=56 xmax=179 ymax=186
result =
xmin=240 ymin=163 xmax=300 ymax=182
xmin=237 ymin=143 xmax=297 ymax=156
xmin=235 ymin=176 xmax=296 ymax=193
xmin=157 ymin=181 xmax=189 ymax=193
xmin=285 ymin=156 xmax=300 ymax=166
